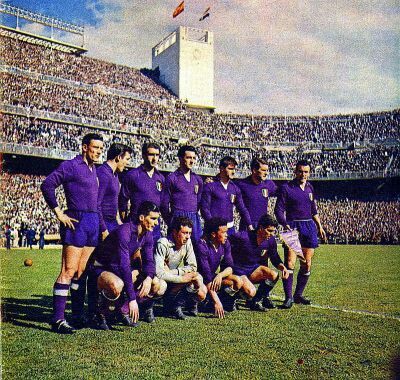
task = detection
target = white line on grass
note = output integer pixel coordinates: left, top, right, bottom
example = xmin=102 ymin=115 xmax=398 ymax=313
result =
xmin=270 ymin=296 xmax=400 ymax=321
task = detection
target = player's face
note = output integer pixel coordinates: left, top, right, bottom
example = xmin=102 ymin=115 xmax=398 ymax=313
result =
xmin=180 ymin=151 xmax=196 ymax=171
xmin=143 ymin=148 xmax=160 ymax=168
xmin=222 ymin=164 xmax=236 ymax=180
xmin=140 ymin=211 xmax=160 ymax=232
xmin=295 ymin=165 xmax=310 ymax=184
xmin=83 ymin=139 xmax=104 ymax=164
xmin=173 ymin=225 xmax=192 ymax=246
xmin=116 ymin=152 xmax=131 ymax=173
xmin=213 ymin=225 xmax=228 ymax=244
xmin=261 ymin=225 xmax=277 ymax=240
xmin=252 ymin=164 xmax=268 ymax=182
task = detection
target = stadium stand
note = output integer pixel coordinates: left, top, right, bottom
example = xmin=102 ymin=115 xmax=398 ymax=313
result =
xmin=1 ymin=33 xmax=399 ymax=244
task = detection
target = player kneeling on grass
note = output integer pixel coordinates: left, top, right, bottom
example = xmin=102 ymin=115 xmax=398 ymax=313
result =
xmin=155 ymin=216 xmax=207 ymax=319
xmin=194 ymin=217 xmax=252 ymax=318
xmin=229 ymin=214 xmax=290 ymax=311
xmin=89 ymin=201 xmax=165 ymax=329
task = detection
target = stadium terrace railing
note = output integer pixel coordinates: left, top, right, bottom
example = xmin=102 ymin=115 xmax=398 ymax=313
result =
xmin=1 ymin=142 xmax=398 ymax=180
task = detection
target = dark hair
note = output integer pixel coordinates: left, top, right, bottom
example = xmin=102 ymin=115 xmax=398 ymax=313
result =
xmin=257 ymin=214 xmax=278 ymax=229
xmin=136 ymin=201 xmax=159 ymax=222
xmin=142 ymin=142 xmax=161 ymax=156
xmin=204 ymin=217 xmax=228 ymax=238
xmin=177 ymin=145 xmax=197 ymax=158
xmin=219 ymin=156 xmax=237 ymax=169
xmin=250 ymin=157 xmax=268 ymax=171
xmin=106 ymin=143 xmax=133 ymax=161
xmin=82 ymin=133 xmax=103 ymax=146
xmin=171 ymin=216 xmax=193 ymax=232
xmin=295 ymin=160 xmax=311 ymax=171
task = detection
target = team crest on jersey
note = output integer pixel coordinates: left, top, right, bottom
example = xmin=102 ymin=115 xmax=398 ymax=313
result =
xmin=262 ymin=189 xmax=268 ymax=198
xmin=309 ymin=193 xmax=313 ymax=201
xmin=230 ymin=194 xmax=236 ymax=203
xmin=261 ymin=249 xmax=267 ymax=256
xmin=194 ymin=184 xmax=199 ymax=194
xmin=156 ymin=181 xmax=162 ymax=192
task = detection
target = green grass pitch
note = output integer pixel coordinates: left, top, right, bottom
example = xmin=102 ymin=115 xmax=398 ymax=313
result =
xmin=1 ymin=245 xmax=399 ymax=379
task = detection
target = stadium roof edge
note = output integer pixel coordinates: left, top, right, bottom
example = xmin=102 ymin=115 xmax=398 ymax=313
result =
xmin=0 ymin=25 xmax=87 ymax=55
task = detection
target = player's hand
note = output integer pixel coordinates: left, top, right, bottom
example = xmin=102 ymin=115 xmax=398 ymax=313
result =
xmin=57 ymin=213 xmax=78 ymax=230
xmin=280 ymin=266 xmax=290 ymax=280
xmin=101 ymin=230 xmax=109 ymax=241
xmin=128 ymin=300 xmax=139 ymax=323
xmin=181 ymin=272 xmax=196 ymax=283
xmin=210 ymin=274 xmax=223 ymax=292
xmin=138 ymin=276 xmax=152 ymax=298
xmin=214 ymin=300 xmax=225 ymax=319
xmin=319 ymin=227 xmax=327 ymax=242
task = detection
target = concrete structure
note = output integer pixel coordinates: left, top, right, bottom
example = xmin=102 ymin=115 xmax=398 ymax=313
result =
xmin=152 ymin=26 xmax=214 ymax=108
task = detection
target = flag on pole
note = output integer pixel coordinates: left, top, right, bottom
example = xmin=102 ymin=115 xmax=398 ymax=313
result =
xmin=173 ymin=1 xmax=185 ymax=18
xmin=199 ymin=6 xmax=211 ymax=21
xmin=279 ymin=229 xmax=305 ymax=261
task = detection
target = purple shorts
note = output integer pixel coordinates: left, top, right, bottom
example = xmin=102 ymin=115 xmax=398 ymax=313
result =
xmin=233 ymin=263 xmax=259 ymax=277
xmin=60 ymin=211 xmax=100 ymax=247
xmin=105 ymin=219 xmax=120 ymax=233
xmin=289 ymin=220 xmax=319 ymax=249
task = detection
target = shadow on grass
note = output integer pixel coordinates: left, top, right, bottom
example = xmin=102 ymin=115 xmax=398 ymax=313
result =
xmin=2 ymin=294 xmax=53 ymax=331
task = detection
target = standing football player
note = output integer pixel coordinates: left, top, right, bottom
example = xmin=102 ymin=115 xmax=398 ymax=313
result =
xmin=41 ymin=133 xmax=104 ymax=333
xmin=274 ymin=160 xmax=326 ymax=308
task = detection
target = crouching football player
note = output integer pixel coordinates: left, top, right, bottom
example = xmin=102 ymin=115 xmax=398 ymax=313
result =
xmin=194 ymin=217 xmax=254 ymax=318
xmin=155 ymin=216 xmax=207 ymax=319
xmin=229 ymin=214 xmax=289 ymax=311
xmin=89 ymin=201 xmax=165 ymax=329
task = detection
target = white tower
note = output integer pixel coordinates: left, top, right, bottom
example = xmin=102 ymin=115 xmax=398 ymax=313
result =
xmin=152 ymin=26 xmax=214 ymax=109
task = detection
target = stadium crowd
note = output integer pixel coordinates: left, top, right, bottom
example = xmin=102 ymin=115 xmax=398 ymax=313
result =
xmin=2 ymin=114 xmax=399 ymax=176
xmin=1 ymin=173 xmax=399 ymax=245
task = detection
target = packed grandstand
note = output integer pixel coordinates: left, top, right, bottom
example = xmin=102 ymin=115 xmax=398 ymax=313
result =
xmin=1 ymin=30 xmax=399 ymax=245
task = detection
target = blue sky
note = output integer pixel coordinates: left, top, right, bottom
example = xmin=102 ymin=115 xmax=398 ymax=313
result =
xmin=5 ymin=0 xmax=399 ymax=115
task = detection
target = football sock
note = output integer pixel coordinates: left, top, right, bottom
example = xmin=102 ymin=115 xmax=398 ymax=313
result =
xmin=70 ymin=274 xmax=87 ymax=317
xmin=86 ymin=272 xmax=98 ymax=316
xmin=282 ymin=269 xmax=294 ymax=299
xmin=52 ymin=282 xmax=70 ymax=323
xmin=294 ymin=269 xmax=311 ymax=298
xmin=264 ymin=276 xmax=279 ymax=297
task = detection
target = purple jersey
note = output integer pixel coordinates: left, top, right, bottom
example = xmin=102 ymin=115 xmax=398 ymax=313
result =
xmin=194 ymin=238 xmax=234 ymax=285
xmin=235 ymin=176 xmax=277 ymax=227
xmin=94 ymin=223 xmax=155 ymax=301
xmin=229 ymin=231 xmax=283 ymax=269
xmin=41 ymin=155 xmax=99 ymax=211
xmin=274 ymin=180 xmax=318 ymax=226
xmin=97 ymin=162 xmax=120 ymax=232
xmin=200 ymin=180 xmax=252 ymax=227
xmin=161 ymin=169 xmax=203 ymax=224
xmin=119 ymin=165 xmax=164 ymax=220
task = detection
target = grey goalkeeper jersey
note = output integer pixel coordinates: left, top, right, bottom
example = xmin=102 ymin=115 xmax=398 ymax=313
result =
xmin=155 ymin=237 xmax=198 ymax=283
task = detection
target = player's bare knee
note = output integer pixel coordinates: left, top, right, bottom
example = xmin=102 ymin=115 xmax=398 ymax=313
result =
xmin=197 ymin=284 xmax=208 ymax=301
xmin=156 ymin=279 xmax=167 ymax=296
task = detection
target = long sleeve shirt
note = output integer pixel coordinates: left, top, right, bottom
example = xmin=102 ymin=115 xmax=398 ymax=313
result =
xmin=235 ymin=176 xmax=277 ymax=227
xmin=97 ymin=162 xmax=120 ymax=232
xmin=119 ymin=165 xmax=164 ymax=220
xmin=194 ymin=238 xmax=234 ymax=285
xmin=229 ymin=231 xmax=283 ymax=269
xmin=200 ymin=180 xmax=252 ymax=227
xmin=41 ymin=155 xmax=99 ymax=212
xmin=155 ymin=237 xmax=197 ymax=283
xmin=94 ymin=223 xmax=155 ymax=301
xmin=161 ymin=169 xmax=203 ymax=223
xmin=274 ymin=180 xmax=318 ymax=226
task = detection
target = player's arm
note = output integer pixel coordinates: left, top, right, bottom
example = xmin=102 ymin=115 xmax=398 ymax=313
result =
xmin=200 ymin=182 xmax=213 ymax=222
xmin=41 ymin=161 xmax=78 ymax=229
xmin=97 ymin=169 xmax=109 ymax=239
xmin=138 ymin=237 xmax=156 ymax=298
xmin=206 ymin=285 xmax=225 ymax=319
xmin=160 ymin=175 xmax=172 ymax=225
xmin=118 ymin=174 xmax=131 ymax=222
xmin=235 ymin=186 xmax=254 ymax=230
xmin=180 ymin=239 xmax=198 ymax=274
xmin=274 ymin=185 xmax=290 ymax=230
xmin=312 ymin=214 xmax=327 ymax=242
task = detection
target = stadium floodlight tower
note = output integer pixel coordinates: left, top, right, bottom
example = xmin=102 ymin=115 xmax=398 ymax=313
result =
xmin=152 ymin=26 xmax=214 ymax=110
